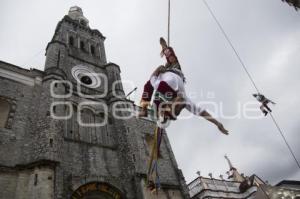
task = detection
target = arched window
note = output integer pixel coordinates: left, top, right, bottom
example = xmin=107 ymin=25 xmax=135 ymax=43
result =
xmin=90 ymin=45 xmax=95 ymax=55
xmin=0 ymin=98 xmax=10 ymax=128
xmin=69 ymin=36 xmax=74 ymax=46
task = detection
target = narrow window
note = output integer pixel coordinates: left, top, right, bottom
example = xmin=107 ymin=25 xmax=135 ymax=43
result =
xmin=34 ymin=174 xmax=38 ymax=186
xmin=80 ymin=41 xmax=85 ymax=51
xmin=90 ymin=45 xmax=95 ymax=55
xmin=50 ymin=139 xmax=53 ymax=147
xmin=65 ymin=86 xmax=68 ymax=94
xmin=108 ymin=117 xmax=113 ymax=125
xmin=69 ymin=36 xmax=74 ymax=46
xmin=0 ymin=98 xmax=10 ymax=128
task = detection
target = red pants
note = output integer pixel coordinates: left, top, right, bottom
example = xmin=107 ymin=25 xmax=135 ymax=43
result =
xmin=141 ymin=80 xmax=177 ymax=116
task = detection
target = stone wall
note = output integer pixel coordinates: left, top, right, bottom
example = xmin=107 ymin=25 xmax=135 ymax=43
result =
xmin=0 ymin=165 xmax=55 ymax=199
xmin=0 ymin=63 xmax=43 ymax=166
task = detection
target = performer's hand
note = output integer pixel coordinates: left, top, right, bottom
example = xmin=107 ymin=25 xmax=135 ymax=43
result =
xmin=165 ymin=62 xmax=171 ymax=68
xmin=152 ymin=65 xmax=165 ymax=77
xmin=217 ymin=123 xmax=229 ymax=135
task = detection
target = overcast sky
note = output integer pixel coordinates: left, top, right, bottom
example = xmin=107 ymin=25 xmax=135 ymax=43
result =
xmin=0 ymin=0 xmax=299 ymax=184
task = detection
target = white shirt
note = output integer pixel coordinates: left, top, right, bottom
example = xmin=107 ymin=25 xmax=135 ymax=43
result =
xmin=150 ymin=72 xmax=204 ymax=115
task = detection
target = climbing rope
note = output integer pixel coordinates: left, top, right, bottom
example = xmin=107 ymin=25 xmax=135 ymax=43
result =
xmin=203 ymin=0 xmax=300 ymax=169
xmin=167 ymin=0 xmax=171 ymax=46
xmin=147 ymin=126 xmax=163 ymax=193
xmin=146 ymin=1 xmax=172 ymax=190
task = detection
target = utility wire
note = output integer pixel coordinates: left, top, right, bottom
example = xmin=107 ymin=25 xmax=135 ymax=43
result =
xmin=203 ymin=0 xmax=300 ymax=169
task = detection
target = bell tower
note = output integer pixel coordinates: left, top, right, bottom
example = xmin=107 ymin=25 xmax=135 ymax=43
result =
xmin=45 ymin=5 xmax=107 ymax=66
xmin=44 ymin=6 xmax=111 ymax=95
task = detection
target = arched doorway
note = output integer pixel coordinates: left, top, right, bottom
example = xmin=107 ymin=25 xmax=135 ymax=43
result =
xmin=71 ymin=182 xmax=124 ymax=199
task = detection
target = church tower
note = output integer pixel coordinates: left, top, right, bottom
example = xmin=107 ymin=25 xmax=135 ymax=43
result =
xmin=0 ymin=6 xmax=189 ymax=199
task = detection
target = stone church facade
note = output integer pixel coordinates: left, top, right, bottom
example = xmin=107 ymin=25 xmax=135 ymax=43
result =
xmin=0 ymin=7 xmax=189 ymax=199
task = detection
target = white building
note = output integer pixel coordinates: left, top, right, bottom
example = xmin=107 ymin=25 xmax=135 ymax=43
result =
xmin=188 ymin=155 xmax=265 ymax=199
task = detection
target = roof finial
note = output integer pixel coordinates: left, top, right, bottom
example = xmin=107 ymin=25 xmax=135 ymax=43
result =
xmin=219 ymin=174 xmax=224 ymax=180
xmin=68 ymin=6 xmax=89 ymax=27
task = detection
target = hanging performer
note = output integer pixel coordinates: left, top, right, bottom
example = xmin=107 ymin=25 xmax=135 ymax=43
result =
xmin=139 ymin=37 xmax=228 ymax=135
xmin=253 ymin=93 xmax=276 ymax=116
xmin=139 ymin=37 xmax=184 ymax=117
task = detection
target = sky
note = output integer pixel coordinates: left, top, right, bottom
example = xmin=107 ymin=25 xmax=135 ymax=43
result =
xmin=0 ymin=0 xmax=299 ymax=185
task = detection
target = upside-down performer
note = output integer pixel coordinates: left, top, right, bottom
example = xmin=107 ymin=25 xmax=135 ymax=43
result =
xmin=139 ymin=37 xmax=228 ymax=135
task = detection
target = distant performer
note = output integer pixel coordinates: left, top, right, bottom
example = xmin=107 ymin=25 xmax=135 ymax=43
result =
xmin=253 ymin=93 xmax=276 ymax=116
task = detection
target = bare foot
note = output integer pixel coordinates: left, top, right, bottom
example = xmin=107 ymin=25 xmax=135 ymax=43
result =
xmin=218 ymin=123 xmax=229 ymax=135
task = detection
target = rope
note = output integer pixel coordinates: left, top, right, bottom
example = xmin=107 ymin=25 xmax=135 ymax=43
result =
xmin=147 ymin=126 xmax=162 ymax=192
xmin=147 ymin=127 xmax=157 ymax=180
xmin=146 ymin=0 xmax=171 ymax=183
xmin=167 ymin=0 xmax=171 ymax=46
xmin=270 ymin=113 xmax=300 ymax=168
xmin=203 ymin=0 xmax=300 ymax=169
xmin=202 ymin=0 xmax=260 ymax=93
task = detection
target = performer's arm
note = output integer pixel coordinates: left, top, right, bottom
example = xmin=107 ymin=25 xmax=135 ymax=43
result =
xmin=160 ymin=50 xmax=164 ymax=57
xmin=151 ymin=65 xmax=165 ymax=77
xmin=266 ymin=98 xmax=276 ymax=104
